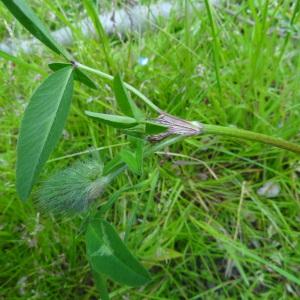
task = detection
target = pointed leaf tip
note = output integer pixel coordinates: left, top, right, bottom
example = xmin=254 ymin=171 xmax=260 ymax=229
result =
xmin=1 ymin=0 xmax=71 ymax=59
xmin=113 ymin=74 xmax=144 ymax=120
xmin=85 ymin=111 xmax=138 ymax=128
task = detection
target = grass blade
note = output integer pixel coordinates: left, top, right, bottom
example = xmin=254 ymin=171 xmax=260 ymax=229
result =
xmin=0 ymin=0 xmax=71 ymax=59
xmin=82 ymin=0 xmax=114 ymax=73
xmin=0 ymin=49 xmax=46 ymax=74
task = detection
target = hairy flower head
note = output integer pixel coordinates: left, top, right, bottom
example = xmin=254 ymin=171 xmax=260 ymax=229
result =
xmin=37 ymin=160 xmax=110 ymax=215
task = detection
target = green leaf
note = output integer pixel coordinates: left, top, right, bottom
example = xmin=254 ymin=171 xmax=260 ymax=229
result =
xmin=82 ymin=0 xmax=114 ymax=72
xmin=16 ymin=66 xmax=74 ymax=200
xmin=145 ymin=121 xmax=168 ymax=134
xmin=86 ymin=219 xmax=151 ymax=287
xmin=1 ymin=0 xmax=71 ymax=59
xmin=85 ymin=111 xmax=138 ymax=128
xmin=91 ymin=269 xmax=110 ymax=300
xmin=135 ymin=139 xmax=144 ymax=174
xmin=119 ymin=149 xmax=140 ymax=175
xmin=103 ymin=156 xmax=124 ymax=176
xmin=113 ymin=74 xmax=144 ymax=120
xmin=0 ymin=49 xmax=47 ymax=75
xmin=123 ymin=124 xmax=146 ymax=139
xmin=49 ymin=63 xmax=97 ymax=90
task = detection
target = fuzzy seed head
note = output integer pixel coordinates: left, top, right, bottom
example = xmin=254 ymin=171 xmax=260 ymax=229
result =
xmin=36 ymin=160 xmax=109 ymax=215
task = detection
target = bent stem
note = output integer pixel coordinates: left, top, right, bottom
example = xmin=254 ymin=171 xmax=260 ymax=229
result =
xmin=76 ymin=63 xmax=162 ymax=113
xmin=202 ymin=124 xmax=300 ymax=154
xmin=77 ymin=63 xmax=300 ymax=155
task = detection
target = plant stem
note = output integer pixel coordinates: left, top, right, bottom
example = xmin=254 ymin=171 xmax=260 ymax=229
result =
xmin=202 ymin=124 xmax=300 ymax=154
xmin=77 ymin=63 xmax=300 ymax=155
xmin=76 ymin=63 xmax=162 ymax=113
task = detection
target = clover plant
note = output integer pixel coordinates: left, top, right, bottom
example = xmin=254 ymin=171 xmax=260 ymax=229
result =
xmin=1 ymin=0 xmax=300 ymax=298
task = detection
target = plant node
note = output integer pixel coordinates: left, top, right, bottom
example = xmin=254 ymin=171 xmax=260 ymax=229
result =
xmin=149 ymin=112 xmax=203 ymax=141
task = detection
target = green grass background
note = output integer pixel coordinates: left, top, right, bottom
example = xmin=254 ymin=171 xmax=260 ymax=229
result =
xmin=1 ymin=0 xmax=300 ymax=299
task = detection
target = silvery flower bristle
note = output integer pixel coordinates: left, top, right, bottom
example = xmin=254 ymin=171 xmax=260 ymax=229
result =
xmin=36 ymin=160 xmax=109 ymax=216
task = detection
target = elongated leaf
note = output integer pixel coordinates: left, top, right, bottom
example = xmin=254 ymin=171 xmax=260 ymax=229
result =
xmin=86 ymin=219 xmax=151 ymax=287
xmin=49 ymin=63 xmax=97 ymax=89
xmin=123 ymin=124 xmax=146 ymax=139
xmin=1 ymin=0 xmax=71 ymax=59
xmin=135 ymin=139 xmax=144 ymax=174
xmin=82 ymin=0 xmax=114 ymax=72
xmin=16 ymin=66 xmax=74 ymax=200
xmin=0 ymin=49 xmax=46 ymax=74
xmin=119 ymin=149 xmax=140 ymax=175
xmin=113 ymin=74 xmax=144 ymax=121
xmin=103 ymin=156 xmax=124 ymax=176
xmin=85 ymin=111 xmax=138 ymax=128
xmin=145 ymin=121 xmax=168 ymax=134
